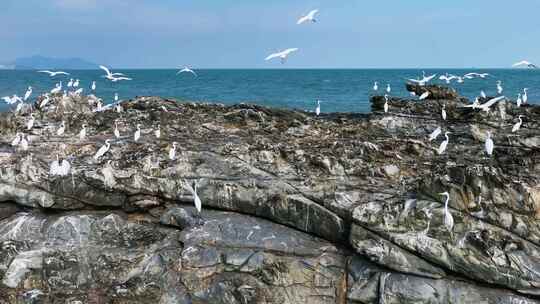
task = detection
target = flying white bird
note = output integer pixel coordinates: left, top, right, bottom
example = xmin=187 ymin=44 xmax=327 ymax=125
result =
xmin=177 ymin=67 xmax=197 ymax=77
xmin=184 ymin=180 xmax=202 ymax=213
xmin=134 ymin=124 xmax=141 ymax=142
xmin=523 ymin=88 xmax=528 ymax=104
xmin=49 ymin=154 xmax=71 ymax=177
xmin=439 ymin=73 xmax=455 ymax=84
xmin=419 ymin=91 xmax=430 ymax=100
xmin=297 ymin=9 xmax=319 ymax=24
xmin=516 ymin=93 xmax=522 ymax=107
xmin=437 ymin=132 xmax=450 ymax=155
xmin=496 ymin=81 xmax=503 ymax=95
xmin=408 ymin=73 xmax=436 ymax=86
xmin=100 ymin=65 xmax=131 ymax=82
xmin=485 ymin=131 xmax=494 ymax=156
xmin=94 ymin=139 xmax=111 ymax=160
xmin=441 ymin=104 xmax=447 ymax=120
xmin=512 ymin=115 xmax=523 ymax=133
xmin=315 ymin=100 xmax=321 ymax=116
xmin=373 ymin=82 xmax=378 ymax=91
xmin=114 ymin=121 xmax=121 ymax=139
xmin=79 ymin=124 xmax=87 ymax=141
xmin=464 ymin=72 xmax=490 ymax=79
xmin=37 ymin=70 xmax=70 ymax=77
xmin=386 ymin=84 xmax=391 ymax=93
xmin=439 ymin=192 xmax=454 ymax=232
xmin=91 ymin=81 xmax=96 ymax=91
xmin=428 ymin=127 xmax=442 ymax=142
xmin=2 ymin=95 xmax=19 ymax=105
xmin=155 ymin=124 xmax=161 ymax=138
xmin=476 ymin=96 xmax=505 ymax=112
xmin=27 ymin=113 xmax=35 ymax=130
xmin=512 ymin=60 xmax=538 ymax=68
xmin=24 ymin=87 xmax=32 ymax=101
xmin=265 ymin=48 xmax=299 ymax=64
xmin=56 ymin=121 xmax=66 ymax=136
xmin=169 ymin=142 xmax=177 ymax=160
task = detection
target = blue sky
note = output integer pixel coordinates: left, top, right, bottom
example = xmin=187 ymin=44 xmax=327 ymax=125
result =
xmin=2 ymin=0 xmax=540 ymax=68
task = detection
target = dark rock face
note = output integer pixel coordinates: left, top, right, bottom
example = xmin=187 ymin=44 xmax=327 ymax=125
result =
xmin=406 ymin=83 xmax=461 ymax=100
xmin=0 ymin=87 xmax=539 ymax=303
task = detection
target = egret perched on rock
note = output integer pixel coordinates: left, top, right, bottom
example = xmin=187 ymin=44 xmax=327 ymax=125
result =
xmin=155 ymin=124 xmax=161 ymax=138
xmin=114 ymin=93 xmax=119 ymax=102
xmin=437 ymin=132 xmax=450 ymax=155
xmin=485 ymin=131 xmax=494 ymax=156
xmin=27 ymin=114 xmax=35 ymax=130
xmin=94 ymin=139 xmax=111 ymax=160
xmin=24 ymin=87 xmax=32 ymax=101
xmin=51 ymin=83 xmax=62 ymax=94
xmin=512 ymin=115 xmax=523 ymax=133
xmin=383 ymin=94 xmax=389 ymax=113
xmin=496 ymin=81 xmax=503 ymax=95
xmin=134 ymin=124 xmax=141 ymax=142
xmin=184 ymin=180 xmax=202 ymax=213
xmin=386 ymin=84 xmax=391 ymax=93
xmin=169 ymin=142 xmax=178 ymax=160
xmin=439 ymin=192 xmax=454 ymax=232
xmin=56 ymin=121 xmax=65 ymax=136
xmin=297 ymin=9 xmax=319 ymax=24
xmin=265 ymin=48 xmax=299 ymax=64
xmin=49 ymin=154 xmax=71 ymax=177
xmin=114 ymin=121 xmax=120 ymax=139
xmin=428 ymin=127 xmax=441 ymax=142
xmin=40 ymin=96 xmax=50 ymax=108
xmin=419 ymin=91 xmax=430 ymax=100
xmin=516 ymin=93 xmax=522 ymax=107
xmin=11 ymin=133 xmax=21 ymax=147
xmin=441 ymin=104 xmax=447 ymax=120
xmin=523 ymin=88 xmax=528 ymax=104
xmin=67 ymin=79 xmax=73 ymax=88
xmin=79 ymin=124 xmax=87 ymax=141
xmin=20 ymin=135 xmax=29 ymax=151
xmin=91 ymin=81 xmax=96 ymax=91
xmin=373 ymin=82 xmax=378 ymax=91
xmin=315 ymin=100 xmax=321 ymax=116
xmin=73 ymin=79 xmax=80 ymax=88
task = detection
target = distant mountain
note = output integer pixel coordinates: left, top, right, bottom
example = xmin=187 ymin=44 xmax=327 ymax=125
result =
xmin=13 ymin=56 xmax=98 ymax=70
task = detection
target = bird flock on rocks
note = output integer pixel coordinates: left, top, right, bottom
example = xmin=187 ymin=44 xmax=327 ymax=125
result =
xmin=0 ymin=8 xmax=537 ymax=230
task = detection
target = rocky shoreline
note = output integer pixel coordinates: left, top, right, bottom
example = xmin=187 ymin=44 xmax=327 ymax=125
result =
xmin=0 ymin=86 xmax=539 ymax=303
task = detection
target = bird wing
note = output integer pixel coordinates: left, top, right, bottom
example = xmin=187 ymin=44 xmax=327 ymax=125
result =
xmin=513 ymin=61 xmax=530 ymax=67
xmin=283 ymin=48 xmax=299 ymax=55
xmin=56 ymin=71 xmax=70 ymax=75
xmin=99 ymin=65 xmax=112 ymax=76
xmin=265 ymin=52 xmax=282 ymax=61
xmin=407 ymin=78 xmax=422 ymax=84
xmin=37 ymin=70 xmax=53 ymax=75
xmin=297 ymin=16 xmax=309 ymax=24
xmin=308 ymin=9 xmax=319 ymax=18
xmin=423 ymin=74 xmax=436 ymax=82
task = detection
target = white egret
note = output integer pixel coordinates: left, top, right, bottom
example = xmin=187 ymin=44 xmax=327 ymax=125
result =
xmin=27 ymin=113 xmax=35 ymax=130
xmin=40 ymin=96 xmax=50 ymax=108
xmin=373 ymin=82 xmax=378 ymax=91
xmin=419 ymin=91 xmax=430 ymax=100
xmin=265 ymin=48 xmax=299 ymax=64
xmin=177 ymin=67 xmax=197 ymax=77
xmin=523 ymin=88 xmax=528 ymax=104
xmin=67 ymin=79 xmax=73 ymax=88
xmin=116 ymin=104 xmax=123 ymax=113
xmin=134 ymin=124 xmax=141 ymax=142
xmin=517 ymin=93 xmax=522 ymax=107
xmin=441 ymin=104 xmax=447 ymax=120
xmin=184 ymin=180 xmax=202 ymax=213
xmin=114 ymin=93 xmax=119 ymax=102
xmin=468 ymin=96 xmax=505 ymax=112
xmin=439 ymin=73 xmax=454 ymax=84
xmin=11 ymin=133 xmax=21 ymax=146
xmin=79 ymin=124 xmax=87 ymax=141
xmin=485 ymin=131 xmax=494 ymax=156
xmin=383 ymin=95 xmax=388 ymax=113
xmin=439 ymin=192 xmax=454 ymax=232
xmin=437 ymin=132 xmax=450 ymax=155
xmin=37 ymin=70 xmax=69 ymax=77
xmin=51 ymin=83 xmax=62 ymax=94
xmin=428 ymin=127 xmax=441 ymax=142
xmin=297 ymin=9 xmax=319 ymax=24
xmin=315 ymin=100 xmax=321 ymax=116
xmin=512 ymin=60 xmax=537 ymax=68
xmin=155 ymin=124 xmax=161 ymax=138
xmin=49 ymin=154 xmax=71 ymax=177
xmin=73 ymin=79 xmax=80 ymax=88
xmin=2 ymin=96 xmax=18 ymax=105
xmin=496 ymin=81 xmax=503 ymax=95
xmin=56 ymin=121 xmax=65 ymax=136
xmin=100 ymin=65 xmax=131 ymax=82
xmin=512 ymin=115 xmax=523 ymax=133
xmin=408 ymin=73 xmax=436 ymax=86
xmin=94 ymin=139 xmax=111 ymax=160
xmin=91 ymin=81 xmax=96 ymax=91
xmin=24 ymin=87 xmax=32 ymax=101
xmin=20 ymin=135 xmax=28 ymax=151
xmin=386 ymin=84 xmax=391 ymax=93
xmin=114 ymin=121 xmax=120 ymax=139
xmin=464 ymin=72 xmax=489 ymax=79
xmin=169 ymin=142 xmax=177 ymax=160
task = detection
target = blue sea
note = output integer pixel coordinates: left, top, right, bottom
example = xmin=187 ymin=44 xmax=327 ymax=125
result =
xmin=0 ymin=69 xmax=538 ymax=113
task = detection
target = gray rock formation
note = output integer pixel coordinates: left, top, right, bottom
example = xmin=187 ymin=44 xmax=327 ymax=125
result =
xmin=0 ymin=88 xmax=539 ymax=303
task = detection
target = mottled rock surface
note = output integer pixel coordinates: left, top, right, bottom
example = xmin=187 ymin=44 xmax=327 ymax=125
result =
xmin=0 ymin=88 xmax=539 ymax=303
